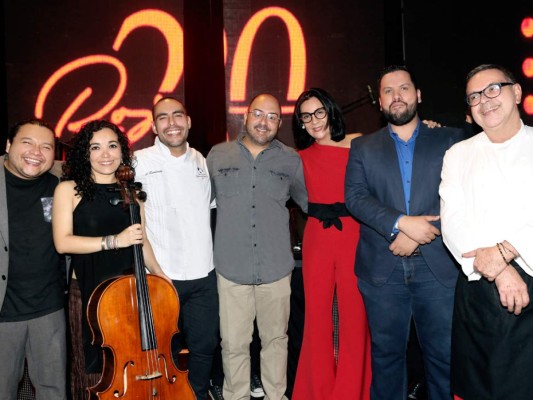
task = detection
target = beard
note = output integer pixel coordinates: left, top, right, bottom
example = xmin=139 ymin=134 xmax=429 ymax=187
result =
xmin=383 ymin=101 xmax=418 ymax=126
xmin=245 ymin=122 xmax=277 ymax=146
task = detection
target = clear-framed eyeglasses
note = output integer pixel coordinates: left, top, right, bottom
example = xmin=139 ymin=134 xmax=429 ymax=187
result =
xmin=299 ymin=107 xmax=327 ymax=123
xmin=248 ymin=109 xmax=281 ymax=122
xmin=466 ymin=82 xmax=514 ymax=106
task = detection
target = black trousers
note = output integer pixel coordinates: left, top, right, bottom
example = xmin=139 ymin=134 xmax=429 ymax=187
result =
xmin=452 ymin=265 xmax=533 ymax=400
xmin=286 ymin=265 xmax=304 ymax=399
xmin=172 ymin=269 xmax=220 ymax=399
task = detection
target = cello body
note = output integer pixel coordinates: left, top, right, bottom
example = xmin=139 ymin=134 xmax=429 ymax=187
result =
xmin=87 ymin=269 xmax=196 ymax=399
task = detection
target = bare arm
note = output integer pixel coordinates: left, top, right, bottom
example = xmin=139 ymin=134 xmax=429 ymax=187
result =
xmin=52 ymin=181 xmax=144 ymax=254
xmin=138 ymin=201 xmax=169 ymax=280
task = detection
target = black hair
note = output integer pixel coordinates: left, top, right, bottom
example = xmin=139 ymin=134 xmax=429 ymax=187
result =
xmin=377 ymin=65 xmax=418 ymax=91
xmin=292 ymin=88 xmax=346 ymax=150
xmin=7 ymin=118 xmax=55 ymax=143
xmin=151 ymin=96 xmax=187 ymax=120
xmin=62 ymin=120 xmax=132 ymax=200
xmin=466 ymin=64 xmax=517 ymax=85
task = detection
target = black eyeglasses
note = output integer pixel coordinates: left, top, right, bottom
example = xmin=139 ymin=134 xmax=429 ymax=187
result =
xmin=248 ymin=109 xmax=281 ymax=122
xmin=299 ymin=107 xmax=327 ymax=123
xmin=466 ymin=82 xmax=514 ymax=106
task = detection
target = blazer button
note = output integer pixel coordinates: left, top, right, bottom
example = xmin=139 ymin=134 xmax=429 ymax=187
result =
xmin=1 ymin=275 xmax=6 ymax=280
xmin=4 ymin=246 xmax=7 ymax=251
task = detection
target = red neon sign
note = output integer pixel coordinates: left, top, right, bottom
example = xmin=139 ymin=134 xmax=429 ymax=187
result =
xmin=35 ymin=55 xmax=127 ymax=140
xmin=34 ymin=7 xmax=307 ymax=143
xmin=35 ymin=9 xmax=184 ymax=143
xmin=228 ymin=6 xmax=306 ymax=115
xmin=521 ymin=18 xmax=533 ymax=115
xmin=524 ymin=95 xmax=533 ymax=115
xmin=523 ymin=58 xmax=533 ymax=78
xmin=521 ymin=17 xmax=533 ymax=38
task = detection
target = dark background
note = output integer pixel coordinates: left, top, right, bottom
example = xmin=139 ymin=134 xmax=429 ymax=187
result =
xmin=397 ymin=0 xmax=533 ymax=129
xmin=1 ymin=0 xmax=532 ymax=155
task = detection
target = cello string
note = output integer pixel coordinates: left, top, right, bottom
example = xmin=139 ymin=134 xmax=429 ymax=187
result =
xmin=129 ymin=189 xmax=161 ymax=378
xmin=128 ymin=194 xmax=158 ymax=377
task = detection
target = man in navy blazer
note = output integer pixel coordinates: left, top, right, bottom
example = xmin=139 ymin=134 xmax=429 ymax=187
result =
xmin=345 ymin=65 xmax=464 ymax=400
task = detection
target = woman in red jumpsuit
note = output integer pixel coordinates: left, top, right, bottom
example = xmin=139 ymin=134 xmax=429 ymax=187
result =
xmin=291 ymin=88 xmax=371 ymax=400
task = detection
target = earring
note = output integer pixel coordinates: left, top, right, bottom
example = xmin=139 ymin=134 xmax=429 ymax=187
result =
xmin=301 ymin=124 xmax=305 ymax=129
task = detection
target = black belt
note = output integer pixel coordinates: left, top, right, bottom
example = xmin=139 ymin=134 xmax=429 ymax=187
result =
xmin=308 ymin=202 xmax=351 ymax=231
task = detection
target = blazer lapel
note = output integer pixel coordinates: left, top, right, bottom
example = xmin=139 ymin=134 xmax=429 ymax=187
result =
xmin=0 ymin=164 xmax=8 ymax=249
xmin=410 ymin=126 xmax=433 ymax=214
xmin=380 ymin=129 xmax=407 ymax=213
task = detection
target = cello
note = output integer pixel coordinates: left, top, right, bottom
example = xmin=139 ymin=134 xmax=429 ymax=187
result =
xmin=86 ymin=166 xmax=196 ymax=399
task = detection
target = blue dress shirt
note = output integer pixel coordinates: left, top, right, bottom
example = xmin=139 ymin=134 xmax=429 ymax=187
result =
xmin=389 ymin=121 xmax=420 ymax=233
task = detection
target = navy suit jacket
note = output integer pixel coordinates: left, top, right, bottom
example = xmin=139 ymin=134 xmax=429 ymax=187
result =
xmin=345 ymin=123 xmax=464 ymax=287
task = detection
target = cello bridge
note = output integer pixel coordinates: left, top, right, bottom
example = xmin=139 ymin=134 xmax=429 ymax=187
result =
xmin=136 ymin=371 xmax=163 ymax=380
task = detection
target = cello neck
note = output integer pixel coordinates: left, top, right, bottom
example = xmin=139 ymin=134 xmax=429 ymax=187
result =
xmin=122 ymin=179 xmax=158 ymax=352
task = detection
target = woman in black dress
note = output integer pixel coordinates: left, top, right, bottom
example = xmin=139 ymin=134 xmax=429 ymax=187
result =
xmin=52 ymin=120 xmax=167 ymax=399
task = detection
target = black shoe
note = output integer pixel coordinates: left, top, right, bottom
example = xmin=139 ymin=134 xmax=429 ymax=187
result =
xmin=250 ymin=374 xmax=265 ymax=398
xmin=407 ymin=382 xmax=427 ymax=400
xmin=208 ymin=384 xmax=224 ymax=400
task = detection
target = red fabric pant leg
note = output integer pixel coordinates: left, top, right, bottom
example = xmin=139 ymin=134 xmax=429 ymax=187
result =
xmin=330 ymin=220 xmax=371 ymax=400
xmin=292 ymin=218 xmax=371 ymax=400
xmin=292 ymin=219 xmax=337 ymax=400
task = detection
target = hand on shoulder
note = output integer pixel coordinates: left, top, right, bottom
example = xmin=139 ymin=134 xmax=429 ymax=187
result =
xmin=422 ymin=119 xmax=442 ymax=129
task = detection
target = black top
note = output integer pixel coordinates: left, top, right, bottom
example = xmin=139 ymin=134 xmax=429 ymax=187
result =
xmin=0 ymin=168 xmax=64 ymax=321
xmin=71 ymin=183 xmax=134 ymax=372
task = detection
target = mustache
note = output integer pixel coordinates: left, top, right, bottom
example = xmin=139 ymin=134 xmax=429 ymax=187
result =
xmin=253 ymin=123 xmax=270 ymax=131
xmin=390 ymin=100 xmax=407 ymax=109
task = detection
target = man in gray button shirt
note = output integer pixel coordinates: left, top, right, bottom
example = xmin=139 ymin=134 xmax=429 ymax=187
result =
xmin=207 ymin=93 xmax=307 ymax=400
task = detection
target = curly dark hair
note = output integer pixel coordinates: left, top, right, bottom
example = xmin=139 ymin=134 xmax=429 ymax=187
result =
xmin=292 ymin=88 xmax=346 ymax=150
xmin=63 ymin=120 xmax=132 ymax=200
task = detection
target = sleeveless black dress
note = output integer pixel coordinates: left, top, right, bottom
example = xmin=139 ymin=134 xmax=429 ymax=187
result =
xmin=71 ymin=183 xmax=134 ymax=373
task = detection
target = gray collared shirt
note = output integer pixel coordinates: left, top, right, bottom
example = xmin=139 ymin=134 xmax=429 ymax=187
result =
xmin=207 ymin=136 xmax=308 ymax=284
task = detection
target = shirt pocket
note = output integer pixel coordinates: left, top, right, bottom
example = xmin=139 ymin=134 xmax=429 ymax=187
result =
xmin=266 ymin=169 xmax=290 ymax=201
xmin=213 ymin=168 xmax=240 ymax=197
